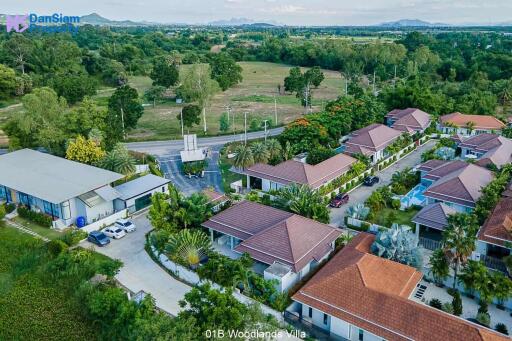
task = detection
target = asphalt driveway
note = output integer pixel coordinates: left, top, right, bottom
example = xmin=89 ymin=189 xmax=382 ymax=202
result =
xmin=329 ymin=140 xmax=436 ymax=227
xmin=80 ymin=214 xmax=191 ymax=316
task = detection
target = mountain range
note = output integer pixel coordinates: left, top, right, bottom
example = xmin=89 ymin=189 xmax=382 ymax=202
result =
xmin=377 ymin=19 xmax=449 ymax=27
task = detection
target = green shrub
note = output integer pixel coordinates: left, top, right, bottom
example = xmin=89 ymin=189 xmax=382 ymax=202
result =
xmin=0 ymin=204 xmax=5 ymax=220
xmin=441 ymin=302 xmax=453 ymax=314
xmin=476 ymin=312 xmax=490 ymax=327
xmin=60 ymin=229 xmax=88 ymax=246
xmin=4 ymin=203 xmax=16 ymax=214
xmin=17 ymin=206 xmax=52 ymax=227
xmin=390 ymin=199 xmax=401 ymax=210
xmin=451 ymin=290 xmax=463 ymax=316
xmin=47 ymin=239 xmax=68 ymax=256
xmin=429 ymin=298 xmax=443 ymax=310
xmin=495 ymin=323 xmax=509 ymax=335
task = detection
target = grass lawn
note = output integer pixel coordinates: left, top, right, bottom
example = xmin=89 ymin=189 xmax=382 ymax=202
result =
xmin=219 ymin=151 xmax=245 ymax=192
xmin=0 ymin=227 xmax=99 ymax=340
xmin=124 ymin=61 xmax=345 ymax=141
xmin=12 ymin=217 xmax=65 ymax=240
xmin=369 ymin=207 xmax=420 ymax=228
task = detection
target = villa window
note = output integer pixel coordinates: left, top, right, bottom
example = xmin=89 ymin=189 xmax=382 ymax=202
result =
xmin=323 ymin=313 xmax=328 ymax=325
xmin=0 ymin=186 xmax=6 ymax=201
xmin=308 ymin=307 xmax=312 ymax=318
xmin=358 ymin=329 xmax=364 ymax=341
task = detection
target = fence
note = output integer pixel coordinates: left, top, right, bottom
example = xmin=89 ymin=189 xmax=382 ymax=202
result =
xmin=419 ymin=237 xmax=441 ymax=251
xmin=79 ymin=209 xmax=128 ymax=233
xmin=283 ymin=311 xmax=332 ymax=341
xmin=481 ymin=254 xmax=508 ymax=273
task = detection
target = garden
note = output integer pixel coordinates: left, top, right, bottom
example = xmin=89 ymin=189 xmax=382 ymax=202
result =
xmin=146 ymin=187 xmax=290 ymax=311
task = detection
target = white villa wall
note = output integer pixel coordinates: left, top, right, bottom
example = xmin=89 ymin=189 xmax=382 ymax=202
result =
xmin=330 ymin=316 xmax=351 ymax=339
xmin=264 ymin=269 xmax=299 ymax=292
xmin=424 ymin=197 xmax=472 ymax=213
xmin=80 ymin=209 xmax=128 ymax=233
xmin=261 ymin=179 xmax=285 ymax=192
xmin=301 ymin=304 xmax=331 ymax=331
xmin=122 ymin=184 xmax=169 ymax=211
xmin=85 ymin=199 xmax=115 ymax=223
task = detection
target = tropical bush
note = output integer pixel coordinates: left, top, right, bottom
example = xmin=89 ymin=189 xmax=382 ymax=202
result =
xmin=165 ymin=229 xmax=212 ymax=268
xmin=17 ymin=205 xmax=53 ymax=227
xmin=47 ymin=239 xmax=69 ymax=256
xmin=371 ymin=224 xmax=422 ymax=269
xmin=495 ymin=323 xmax=509 ymax=335
xmin=182 ymin=160 xmax=207 ymax=176
xmin=4 ymin=203 xmax=16 ymax=213
xmin=429 ymin=298 xmax=443 ymax=310
xmin=476 ymin=312 xmax=490 ymax=327
xmin=346 ymin=204 xmax=370 ymax=220
xmin=275 ymin=184 xmax=330 ymax=223
xmin=60 ymin=229 xmax=88 ymax=246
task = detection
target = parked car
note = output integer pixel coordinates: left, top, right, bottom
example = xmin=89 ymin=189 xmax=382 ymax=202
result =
xmin=103 ymin=226 xmax=127 ymax=239
xmin=329 ymin=193 xmax=349 ymax=208
xmin=88 ymin=231 xmax=111 ymax=246
xmin=115 ymin=219 xmax=136 ymax=233
xmin=363 ymin=176 xmax=380 ymax=186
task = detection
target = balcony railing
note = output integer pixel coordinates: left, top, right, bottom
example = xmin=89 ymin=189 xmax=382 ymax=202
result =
xmin=480 ymin=254 xmax=508 ymax=273
xmin=283 ymin=311 xmax=335 ymax=341
xmin=419 ymin=237 xmax=441 ymax=251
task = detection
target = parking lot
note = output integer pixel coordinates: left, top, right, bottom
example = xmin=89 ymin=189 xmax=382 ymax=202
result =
xmin=80 ymin=214 xmax=191 ymax=316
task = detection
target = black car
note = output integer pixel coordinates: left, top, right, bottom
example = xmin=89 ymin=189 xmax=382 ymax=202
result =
xmin=88 ymin=231 xmax=111 ymax=247
xmin=363 ymin=176 xmax=379 ymax=186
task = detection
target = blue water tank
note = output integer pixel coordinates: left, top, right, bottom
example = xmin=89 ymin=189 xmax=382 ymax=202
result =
xmin=76 ymin=216 xmax=86 ymax=228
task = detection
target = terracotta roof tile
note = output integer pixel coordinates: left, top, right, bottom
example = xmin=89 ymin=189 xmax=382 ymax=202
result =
xmin=478 ymin=196 xmax=512 ymax=248
xmin=203 ymin=201 xmax=341 ymax=272
xmin=293 ymin=233 xmax=507 ymax=341
xmin=245 ymin=153 xmax=356 ymax=189
xmin=387 ymin=108 xmax=431 ymax=132
xmin=440 ymin=112 xmax=505 ymax=130
xmin=345 ymin=123 xmax=402 ymax=152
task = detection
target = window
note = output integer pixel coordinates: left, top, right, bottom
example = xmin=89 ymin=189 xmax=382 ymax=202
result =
xmin=308 ymin=307 xmax=312 ymax=318
xmin=358 ymin=329 xmax=364 ymax=341
xmin=162 ymin=186 xmax=165 ymax=192
xmin=323 ymin=313 xmax=328 ymax=325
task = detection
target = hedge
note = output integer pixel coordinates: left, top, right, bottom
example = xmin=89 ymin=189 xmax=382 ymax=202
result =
xmin=17 ymin=206 xmax=53 ymax=227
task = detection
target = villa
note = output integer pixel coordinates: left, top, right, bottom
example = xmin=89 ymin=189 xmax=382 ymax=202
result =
xmin=419 ymin=160 xmax=494 ymax=213
xmin=0 ymin=149 xmax=124 ymax=228
xmin=0 ymin=149 xmax=170 ymax=230
xmin=412 ymin=202 xmax=457 ymax=237
xmin=289 ymin=233 xmax=506 ymax=341
xmin=476 ymin=191 xmax=512 ymax=261
xmin=385 ymin=108 xmax=431 ymax=134
xmin=438 ymin=112 xmax=505 ymax=136
xmin=202 ymin=201 xmax=341 ymax=292
xmin=245 ymin=152 xmax=356 ymax=192
xmin=343 ymin=123 xmax=402 ymax=163
xmin=458 ymin=133 xmax=512 ymax=168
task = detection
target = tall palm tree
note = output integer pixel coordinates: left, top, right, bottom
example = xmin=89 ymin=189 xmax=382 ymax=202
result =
xmin=265 ymin=139 xmax=282 ymax=160
xmin=250 ymin=142 xmax=270 ymax=164
xmin=233 ymin=144 xmax=254 ymax=169
xmin=442 ymin=213 xmax=478 ymax=289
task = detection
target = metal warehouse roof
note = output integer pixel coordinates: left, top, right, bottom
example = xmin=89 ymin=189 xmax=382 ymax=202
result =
xmin=0 ymin=149 xmax=124 ymax=204
xmin=114 ymin=174 xmax=170 ymax=200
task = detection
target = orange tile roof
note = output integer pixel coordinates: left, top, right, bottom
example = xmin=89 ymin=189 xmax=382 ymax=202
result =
xmin=440 ymin=112 xmax=505 ymax=130
xmin=293 ymin=233 xmax=508 ymax=341
xmin=478 ymin=196 xmax=512 ymax=248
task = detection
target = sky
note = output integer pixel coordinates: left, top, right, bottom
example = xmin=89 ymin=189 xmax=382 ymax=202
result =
xmin=3 ymin=0 xmax=512 ymax=26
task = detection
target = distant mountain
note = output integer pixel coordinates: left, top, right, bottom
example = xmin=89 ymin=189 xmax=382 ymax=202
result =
xmin=207 ymin=17 xmax=279 ymax=27
xmin=80 ymin=13 xmax=149 ymax=26
xmin=377 ymin=19 xmax=449 ymax=27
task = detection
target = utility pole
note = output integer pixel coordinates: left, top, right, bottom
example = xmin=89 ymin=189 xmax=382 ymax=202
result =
xmin=263 ymin=119 xmax=269 ymax=143
xmin=345 ymin=76 xmax=348 ymax=96
xmin=274 ymin=95 xmax=277 ymax=126
xmin=180 ymin=108 xmax=184 ymax=137
xmin=393 ymin=65 xmax=397 ymax=89
xmin=225 ymin=104 xmax=232 ymax=127
xmin=372 ymin=70 xmax=376 ymax=95
xmin=120 ymin=107 xmax=125 ymax=140
xmin=203 ymin=108 xmax=207 ymax=133
xmin=244 ymin=112 xmax=248 ymax=145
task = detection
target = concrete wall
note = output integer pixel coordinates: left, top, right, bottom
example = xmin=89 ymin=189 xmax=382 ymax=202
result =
xmin=261 ymin=179 xmax=285 ymax=192
xmin=80 ymin=209 xmax=128 ymax=233
xmin=301 ymin=304 xmax=331 ymax=331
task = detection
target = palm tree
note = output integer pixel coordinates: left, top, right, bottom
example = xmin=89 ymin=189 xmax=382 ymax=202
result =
xmin=250 ymin=142 xmax=270 ymax=164
xmin=459 ymin=260 xmax=491 ymax=300
xmin=466 ymin=121 xmax=476 ymax=135
xmin=174 ymin=207 xmax=192 ymax=229
xmin=98 ymin=144 xmax=136 ymax=177
xmin=265 ymin=139 xmax=282 ymax=161
xmin=429 ymin=249 xmax=450 ymax=285
xmin=233 ymin=144 xmax=254 ymax=169
xmin=284 ymin=141 xmax=294 ymax=160
xmin=442 ymin=213 xmax=478 ymax=289
xmin=276 ymin=184 xmax=329 ymax=223
xmin=166 ymin=229 xmax=212 ymax=268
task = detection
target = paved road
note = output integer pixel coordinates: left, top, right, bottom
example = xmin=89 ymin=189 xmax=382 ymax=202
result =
xmin=80 ymin=214 xmax=191 ymax=316
xmin=158 ymin=146 xmax=223 ymax=196
xmin=329 ymin=140 xmax=436 ymax=227
xmin=125 ymin=127 xmax=284 ymax=156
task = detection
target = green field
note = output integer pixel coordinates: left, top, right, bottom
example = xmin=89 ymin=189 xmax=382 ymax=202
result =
xmin=369 ymin=207 xmax=420 ymax=228
xmin=0 ymin=227 xmax=100 ymax=340
xmin=125 ymin=61 xmax=345 ymax=141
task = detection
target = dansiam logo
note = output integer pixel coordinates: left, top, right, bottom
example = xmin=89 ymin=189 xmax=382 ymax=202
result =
xmin=5 ymin=13 xmax=80 ymax=33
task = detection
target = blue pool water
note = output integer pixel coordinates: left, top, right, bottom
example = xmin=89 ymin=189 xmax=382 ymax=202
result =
xmin=334 ymin=145 xmax=346 ymax=154
xmin=400 ymin=184 xmax=426 ymax=208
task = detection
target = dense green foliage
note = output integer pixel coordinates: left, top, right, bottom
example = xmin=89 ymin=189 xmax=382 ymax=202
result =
xmin=17 ymin=205 xmax=53 ymax=227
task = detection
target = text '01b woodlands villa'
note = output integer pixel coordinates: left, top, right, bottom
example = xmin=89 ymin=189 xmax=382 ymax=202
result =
xmin=288 ymin=233 xmax=508 ymax=341
xmin=0 ymin=149 xmax=170 ymax=230
xmin=202 ymin=200 xmax=341 ymax=292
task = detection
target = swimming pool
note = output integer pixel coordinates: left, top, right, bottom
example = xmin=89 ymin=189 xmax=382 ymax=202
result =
xmin=400 ymin=184 xmax=426 ymax=209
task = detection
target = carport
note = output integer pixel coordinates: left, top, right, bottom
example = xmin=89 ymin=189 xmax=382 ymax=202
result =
xmin=114 ymin=174 xmax=170 ymax=213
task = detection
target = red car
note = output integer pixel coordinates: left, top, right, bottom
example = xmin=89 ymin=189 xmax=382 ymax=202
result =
xmin=329 ymin=193 xmax=349 ymax=208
